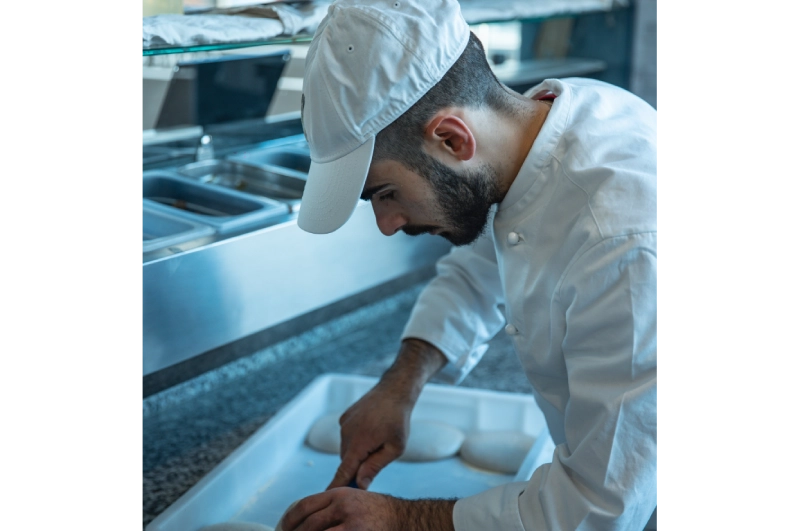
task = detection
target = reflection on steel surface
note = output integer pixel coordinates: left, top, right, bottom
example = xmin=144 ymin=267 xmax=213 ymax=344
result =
xmin=143 ymin=202 xmax=451 ymax=375
xmin=177 ymin=159 xmax=306 ymax=212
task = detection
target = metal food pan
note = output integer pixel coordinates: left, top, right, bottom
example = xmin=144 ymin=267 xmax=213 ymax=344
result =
xmin=228 ymin=146 xmax=311 ymax=178
xmin=260 ymin=139 xmax=309 ymax=154
xmin=177 ymin=160 xmax=306 ymax=212
xmin=143 ymin=170 xmax=289 ymax=235
xmin=143 ymin=202 xmax=214 ymax=254
xmin=249 ymin=134 xmax=309 ymax=153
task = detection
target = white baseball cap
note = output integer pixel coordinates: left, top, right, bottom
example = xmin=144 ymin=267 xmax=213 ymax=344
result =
xmin=297 ymin=0 xmax=470 ymax=234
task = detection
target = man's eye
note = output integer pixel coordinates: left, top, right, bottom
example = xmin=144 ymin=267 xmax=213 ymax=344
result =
xmin=377 ymin=191 xmax=395 ymax=202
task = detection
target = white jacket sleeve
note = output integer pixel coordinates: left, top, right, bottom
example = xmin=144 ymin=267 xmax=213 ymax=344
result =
xmin=453 ymin=232 xmax=657 ymax=530
xmin=401 ymin=225 xmax=507 ymax=384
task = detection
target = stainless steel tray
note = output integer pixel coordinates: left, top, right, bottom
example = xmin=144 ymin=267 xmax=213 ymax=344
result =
xmin=143 ymin=170 xmax=289 ymax=235
xmin=228 ymin=140 xmax=311 ymax=178
xmin=143 ymin=202 xmax=214 ymax=254
xmin=177 ymin=160 xmax=306 ymax=212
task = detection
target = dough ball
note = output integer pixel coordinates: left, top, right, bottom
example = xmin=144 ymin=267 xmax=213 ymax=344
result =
xmin=459 ymin=430 xmax=536 ymax=474
xmin=275 ymin=500 xmax=300 ymax=531
xmin=200 ymin=522 xmax=274 ymax=531
xmin=306 ymin=413 xmax=342 ymax=454
xmin=306 ymin=414 xmax=464 ymax=463
xmin=398 ymin=420 xmax=465 ymax=462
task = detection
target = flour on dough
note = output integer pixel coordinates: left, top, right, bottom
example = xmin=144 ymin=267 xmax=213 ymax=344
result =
xmin=398 ymin=420 xmax=465 ymax=462
xmin=306 ymin=412 xmax=343 ymax=454
xmin=459 ymin=430 xmax=536 ymax=474
xmin=200 ymin=522 xmax=274 ymax=531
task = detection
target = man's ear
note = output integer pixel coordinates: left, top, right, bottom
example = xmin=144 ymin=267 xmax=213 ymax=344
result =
xmin=424 ymin=113 xmax=476 ymax=162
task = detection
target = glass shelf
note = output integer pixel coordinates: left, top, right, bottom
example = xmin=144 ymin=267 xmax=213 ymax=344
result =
xmin=144 ymin=33 xmax=314 ymax=56
xmin=142 ymin=7 xmax=618 ymax=56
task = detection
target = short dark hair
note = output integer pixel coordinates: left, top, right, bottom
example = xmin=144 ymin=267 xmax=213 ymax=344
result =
xmin=373 ymin=32 xmax=515 ymax=174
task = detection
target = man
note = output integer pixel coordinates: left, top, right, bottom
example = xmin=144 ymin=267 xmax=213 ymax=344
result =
xmin=282 ymin=0 xmax=656 ymax=529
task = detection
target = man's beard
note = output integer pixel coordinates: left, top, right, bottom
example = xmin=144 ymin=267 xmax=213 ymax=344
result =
xmin=403 ymin=156 xmax=502 ymax=247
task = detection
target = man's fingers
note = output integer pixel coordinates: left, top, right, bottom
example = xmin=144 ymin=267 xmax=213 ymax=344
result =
xmin=355 ymin=445 xmax=402 ymax=490
xmin=292 ymin=505 xmax=339 ymax=531
xmin=327 ymin=432 xmax=388 ymax=490
xmin=326 ymin=452 xmax=363 ymax=490
xmin=291 ymin=489 xmax=365 ymax=531
xmin=280 ymin=496 xmax=329 ymax=531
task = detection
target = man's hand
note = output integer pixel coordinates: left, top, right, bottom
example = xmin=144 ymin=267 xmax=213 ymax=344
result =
xmin=278 ymin=488 xmax=456 ymax=531
xmin=327 ymin=339 xmax=448 ymax=490
xmin=327 ymin=378 xmax=414 ymax=490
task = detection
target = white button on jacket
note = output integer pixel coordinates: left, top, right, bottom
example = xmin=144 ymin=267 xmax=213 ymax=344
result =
xmin=506 ymin=231 xmax=520 ymax=245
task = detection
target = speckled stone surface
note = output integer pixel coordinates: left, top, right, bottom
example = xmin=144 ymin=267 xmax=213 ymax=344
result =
xmin=143 ymin=281 xmax=532 ymax=529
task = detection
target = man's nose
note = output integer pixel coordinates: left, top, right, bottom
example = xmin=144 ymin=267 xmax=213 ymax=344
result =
xmin=372 ymin=201 xmax=406 ymax=236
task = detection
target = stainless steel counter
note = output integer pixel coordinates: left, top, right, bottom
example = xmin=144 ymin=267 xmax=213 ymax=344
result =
xmin=144 ymin=202 xmax=451 ymax=378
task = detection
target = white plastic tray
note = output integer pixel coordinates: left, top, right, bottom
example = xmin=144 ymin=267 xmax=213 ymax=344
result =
xmin=146 ymin=373 xmax=555 ymax=531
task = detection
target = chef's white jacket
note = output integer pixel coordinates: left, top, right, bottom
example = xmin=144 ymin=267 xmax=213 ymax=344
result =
xmin=401 ymin=78 xmax=657 ymax=530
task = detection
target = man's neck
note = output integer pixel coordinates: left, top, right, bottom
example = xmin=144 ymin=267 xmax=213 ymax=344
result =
xmin=480 ymin=93 xmax=551 ymax=201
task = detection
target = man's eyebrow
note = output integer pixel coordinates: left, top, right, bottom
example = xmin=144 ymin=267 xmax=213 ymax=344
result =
xmin=360 ymin=184 xmax=389 ymax=201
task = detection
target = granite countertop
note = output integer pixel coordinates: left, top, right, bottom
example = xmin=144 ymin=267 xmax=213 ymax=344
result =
xmin=143 ymin=280 xmax=533 ymax=529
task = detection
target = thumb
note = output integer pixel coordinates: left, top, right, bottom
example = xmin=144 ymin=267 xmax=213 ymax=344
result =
xmin=355 ymin=445 xmax=402 ymax=490
xmin=326 ymin=453 xmax=360 ymax=491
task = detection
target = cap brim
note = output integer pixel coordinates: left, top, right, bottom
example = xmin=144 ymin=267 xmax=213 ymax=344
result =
xmin=297 ymin=136 xmax=375 ymax=234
